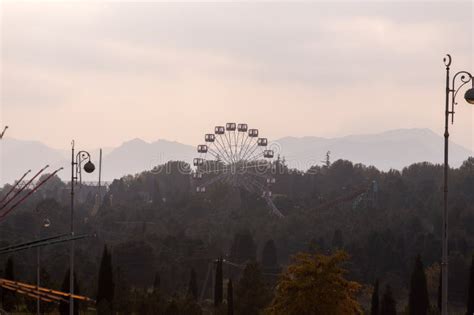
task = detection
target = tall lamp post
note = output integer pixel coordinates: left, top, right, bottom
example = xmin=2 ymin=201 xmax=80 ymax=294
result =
xmin=442 ymin=54 xmax=474 ymax=315
xmin=70 ymin=141 xmax=95 ymax=315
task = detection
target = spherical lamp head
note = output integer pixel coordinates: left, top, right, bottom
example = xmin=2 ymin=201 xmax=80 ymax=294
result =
xmin=465 ymin=86 xmax=474 ymax=104
xmin=83 ymin=161 xmax=95 ymax=173
xmin=43 ymin=218 xmax=51 ymax=228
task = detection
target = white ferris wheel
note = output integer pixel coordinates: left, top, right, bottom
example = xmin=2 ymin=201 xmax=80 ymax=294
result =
xmin=192 ymin=123 xmax=283 ymax=218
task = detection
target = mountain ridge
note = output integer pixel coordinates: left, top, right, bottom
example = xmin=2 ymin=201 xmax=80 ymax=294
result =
xmin=1 ymin=128 xmax=472 ymax=184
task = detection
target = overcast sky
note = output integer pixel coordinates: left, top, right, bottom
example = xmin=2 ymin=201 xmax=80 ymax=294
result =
xmin=1 ymin=1 xmax=473 ymax=151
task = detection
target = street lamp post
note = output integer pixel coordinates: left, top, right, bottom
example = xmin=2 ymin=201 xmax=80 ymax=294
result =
xmin=442 ymin=54 xmax=474 ymax=315
xmin=70 ymin=141 xmax=95 ymax=315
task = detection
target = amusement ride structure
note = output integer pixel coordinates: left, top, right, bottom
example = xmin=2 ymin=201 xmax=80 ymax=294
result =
xmin=192 ymin=123 xmax=284 ymax=218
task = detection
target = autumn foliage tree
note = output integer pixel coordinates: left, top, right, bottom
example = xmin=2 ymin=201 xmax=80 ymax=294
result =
xmin=266 ymin=251 xmax=361 ymax=315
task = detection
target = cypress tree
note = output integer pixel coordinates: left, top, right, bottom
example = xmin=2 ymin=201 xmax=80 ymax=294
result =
xmin=153 ymin=271 xmax=161 ymax=293
xmin=97 ymin=245 xmax=115 ymax=309
xmin=438 ymin=270 xmax=442 ymax=312
xmin=467 ymin=255 xmax=474 ymax=315
xmin=58 ymin=269 xmax=80 ymax=315
xmin=227 ymin=279 xmax=234 ymax=315
xmin=371 ymin=279 xmax=379 ymax=315
xmin=188 ymin=268 xmax=198 ymax=300
xmin=261 ymin=240 xmax=278 ymax=269
xmin=332 ymin=229 xmax=344 ymax=249
xmin=380 ymin=285 xmax=396 ymax=315
xmin=214 ymin=257 xmax=223 ymax=306
xmin=2 ymin=257 xmax=15 ymax=312
xmin=409 ymin=255 xmax=429 ymax=315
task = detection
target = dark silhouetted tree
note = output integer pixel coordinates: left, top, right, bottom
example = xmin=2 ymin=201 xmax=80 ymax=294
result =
xmin=2 ymin=257 xmax=15 ymax=312
xmin=467 ymin=255 xmax=474 ymax=315
xmin=58 ymin=269 xmax=80 ymax=315
xmin=165 ymin=299 xmax=179 ymax=315
xmin=409 ymin=255 xmax=429 ymax=315
xmin=188 ymin=268 xmax=198 ymax=300
xmin=214 ymin=258 xmax=223 ymax=306
xmin=227 ymin=279 xmax=234 ymax=315
xmin=371 ymin=279 xmax=379 ymax=315
xmin=230 ymin=232 xmax=257 ymax=263
xmin=332 ymin=229 xmax=344 ymax=249
xmin=97 ymin=245 xmax=115 ymax=312
xmin=438 ymin=270 xmax=442 ymax=312
xmin=236 ymin=262 xmax=269 ymax=315
xmin=380 ymin=285 xmax=396 ymax=315
xmin=153 ymin=271 xmax=161 ymax=292
xmin=261 ymin=240 xmax=278 ymax=269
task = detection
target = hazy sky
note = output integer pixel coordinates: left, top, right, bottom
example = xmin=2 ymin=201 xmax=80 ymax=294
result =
xmin=1 ymin=1 xmax=473 ymax=151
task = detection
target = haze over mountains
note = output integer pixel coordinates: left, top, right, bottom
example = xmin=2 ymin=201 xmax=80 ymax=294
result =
xmin=0 ymin=128 xmax=472 ymax=185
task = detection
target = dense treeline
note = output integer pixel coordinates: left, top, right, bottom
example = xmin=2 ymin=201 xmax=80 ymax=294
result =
xmin=0 ymin=157 xmax=473 ymax=313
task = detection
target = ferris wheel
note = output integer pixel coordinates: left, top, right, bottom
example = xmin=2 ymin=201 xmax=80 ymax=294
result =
xmin=192 ymin=123 xmax=284 ymax=218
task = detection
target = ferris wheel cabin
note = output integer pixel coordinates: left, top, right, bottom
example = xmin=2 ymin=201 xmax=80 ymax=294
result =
xmin=192 ymin=172 xmax=203 ymax=180
xmin=215 ymin=126 xmax=225 ymax=134
xmin=249 ymin=129 xmax=259 ymax=137
xmin=193 ymin=158 xmax=204 ymax=166
xmin=264 ymin=150 xmax=274 ymax=158
xmin=238 ymin=123 xmax=248 ymax=132
xmin=205 ymin=134 xmax=215 ymax=142
xmin=257 ymin=138 xmax=268 ymax=146
xmin=196 ymin=186 xmax=206 ymax=193
xmin=226 ymin=123 xmax=236 ymax=131
xmin=197 ymin=144 xmax=208 ymax=153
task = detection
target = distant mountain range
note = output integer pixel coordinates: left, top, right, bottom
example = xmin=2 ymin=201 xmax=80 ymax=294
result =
xmin=0 ymin=128 xmax=472 ymax=185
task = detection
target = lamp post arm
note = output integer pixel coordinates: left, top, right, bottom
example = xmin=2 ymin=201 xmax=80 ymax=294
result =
xmin=450 ymin=70 xmax=473 ymax=123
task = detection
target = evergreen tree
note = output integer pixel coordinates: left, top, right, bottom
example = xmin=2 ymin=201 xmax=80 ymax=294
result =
xmin=214 ymin=257 xmax=223 ymax=306
xmin=58 ymin=269 xmax=80 ymax=315
xmin=380 ymin=285 xmax=396 ymax=315
xmin=227 ymin=279 xmax=234 ymax=315
xmin=114 ymin=267 xmax=131 ymax=314
xmin=467 ymin=255 xmax=474 ymax=315
xmin=371 ymin=279 xmax=379 ymax=315
xmin=332 ymin=229 xmax=344 ymax=249
xmin=188 ymin=268 xmax=198 ymax=300
xmin=153 ymin=271 xmax=161 ymax=292
xmin=236 ymin=262 xmax=270 ymax=315
xmin=1 ymin=257 xmax=15 ymax=312
xmin=261 ymin=240 xmax=278 ymax=269
xmin=97 ymin=245 xmax=115 ymax=311
xmin=230 ymin=232 xmax=257 ymax=263
xmin=165 ymin=299 xmax=179 ymax=315
xmin=438 ymin=270 xmax=442 ymax=312
xmin=409 ymin=255 xmax=429 ymax=315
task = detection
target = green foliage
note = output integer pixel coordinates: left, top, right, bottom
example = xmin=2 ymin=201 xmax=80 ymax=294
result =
xmin=266 ymin=251 xmax=361 ymax=315
xmin=1 ymin=158 xmax=474 ymax=311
